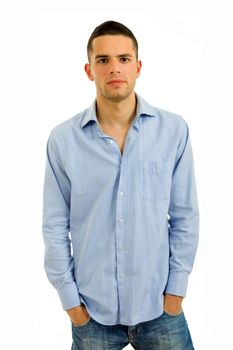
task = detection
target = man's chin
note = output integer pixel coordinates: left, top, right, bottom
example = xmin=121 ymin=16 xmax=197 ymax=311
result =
xmin=103 ymin=91 xmax=132 ymax=103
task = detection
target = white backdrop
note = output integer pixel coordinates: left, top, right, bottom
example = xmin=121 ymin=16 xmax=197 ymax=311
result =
xmin=0 ymin=1 xmax=232 ymax=349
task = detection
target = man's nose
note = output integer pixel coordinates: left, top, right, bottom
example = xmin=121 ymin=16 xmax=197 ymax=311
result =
xmin=109 ymin=59 xmax=121 ymax=74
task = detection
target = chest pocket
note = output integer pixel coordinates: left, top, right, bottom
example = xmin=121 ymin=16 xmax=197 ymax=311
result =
xmin=139 ymin=160 xmax=171 ymax=201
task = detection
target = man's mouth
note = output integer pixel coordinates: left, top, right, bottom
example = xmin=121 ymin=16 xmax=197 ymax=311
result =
xmin=107 ymin=79 xmax=126 ymax=86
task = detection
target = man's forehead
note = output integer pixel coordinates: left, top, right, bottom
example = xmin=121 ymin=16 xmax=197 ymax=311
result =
xmin=91 ymin=35 xmax=136 ymax=60
xmin=92 ymin=35 xmax=135 ymax=51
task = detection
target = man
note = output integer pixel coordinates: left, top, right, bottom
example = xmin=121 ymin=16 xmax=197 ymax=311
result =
xmin=42 ymin=20 xmax=199 ymax=350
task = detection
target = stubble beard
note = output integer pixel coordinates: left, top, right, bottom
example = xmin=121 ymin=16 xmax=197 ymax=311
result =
xmin=98 ymin=82 xmax=135 ymax=103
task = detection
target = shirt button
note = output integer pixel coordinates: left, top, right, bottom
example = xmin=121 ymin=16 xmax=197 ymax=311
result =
xmin=119 ymin=218 xmax=124 ymax=223
xmin=119 ymin=191 xmax=124 ymax=196
xmin=109 ymin=139 xmax=114 ymax=144
xmin=119 ymin=272 xmax=126 ymax=278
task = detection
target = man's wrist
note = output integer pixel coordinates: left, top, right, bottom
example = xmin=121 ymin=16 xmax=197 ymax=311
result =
xmin=163 ymin=293 xmax=184 ymax=314
xmin=66 ymin=304 xmax=90 ymax=325
xmin=66 ymin=305 xmax=82 ymax=316
xmin=164 ymin=293 xmax=184 ymax=301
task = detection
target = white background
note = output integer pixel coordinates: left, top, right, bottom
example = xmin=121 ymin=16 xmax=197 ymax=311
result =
xmin=0 ymin=1 xmax=232 ymax=349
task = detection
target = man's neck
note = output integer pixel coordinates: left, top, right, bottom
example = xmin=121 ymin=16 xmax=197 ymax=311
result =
xmin=96 ymin=93 xmax=137 ymax=131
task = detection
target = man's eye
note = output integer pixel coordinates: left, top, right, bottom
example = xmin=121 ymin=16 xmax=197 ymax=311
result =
xmin=98 ymin=58 xmax=108 ymax=64
xmin=120 ymin=57 xmax=130 ymax=63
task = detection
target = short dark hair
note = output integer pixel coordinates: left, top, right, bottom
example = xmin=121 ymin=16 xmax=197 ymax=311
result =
xmin=87 ymin=20 xmax=138 ymax=61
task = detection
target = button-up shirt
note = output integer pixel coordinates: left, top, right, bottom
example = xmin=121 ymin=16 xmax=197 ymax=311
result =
xmin=42 ymin=94 xmax=199 ymax=326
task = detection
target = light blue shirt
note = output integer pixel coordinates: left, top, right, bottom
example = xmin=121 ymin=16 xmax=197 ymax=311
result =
xmin=42 ymin=94 xmax=199 ymax=326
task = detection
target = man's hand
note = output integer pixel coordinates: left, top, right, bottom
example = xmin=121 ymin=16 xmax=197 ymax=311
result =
xmin=163 ymin=293 xmax=184 ymax=315
xmin=66 ymin=304 xmax=91 ymax=326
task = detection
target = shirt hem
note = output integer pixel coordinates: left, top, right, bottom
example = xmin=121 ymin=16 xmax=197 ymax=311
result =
xmin=84 ymin=307 xmax=164 ymax=327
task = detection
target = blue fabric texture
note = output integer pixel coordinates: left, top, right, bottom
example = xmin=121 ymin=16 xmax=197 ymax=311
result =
xmin=42 ymin=94 xmax=199 ymax=326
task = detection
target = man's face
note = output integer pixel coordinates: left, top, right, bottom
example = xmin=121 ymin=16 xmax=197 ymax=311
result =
xmin=85 ymin=35 xmax=142 ymax=102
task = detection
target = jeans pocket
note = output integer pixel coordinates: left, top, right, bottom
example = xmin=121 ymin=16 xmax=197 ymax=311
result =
xmin=163 ymin=310 xmax=183 ymax=317
xmin=139 ymin=160 xmax=171 ymax=201
xmin=72 ymin=317 xmax=92 ymax=328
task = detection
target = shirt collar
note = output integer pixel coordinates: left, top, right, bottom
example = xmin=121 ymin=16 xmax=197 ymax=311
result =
xmin=80 ymin=93 xmax=157 ymax=129
xmin=134 ymin=94 xmax=157 ymax=130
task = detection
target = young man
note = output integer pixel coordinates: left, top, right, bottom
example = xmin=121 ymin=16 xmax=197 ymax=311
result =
xmin=42 ymin=20 xmax=199 ymax=349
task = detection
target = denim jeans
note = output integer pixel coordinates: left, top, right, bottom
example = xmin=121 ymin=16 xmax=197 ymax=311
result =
xmin=71 ymin=310 xmax=194 ymax=350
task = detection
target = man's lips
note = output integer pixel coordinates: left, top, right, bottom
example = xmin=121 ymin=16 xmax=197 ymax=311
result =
xmin=107 ymin=79 xmax=126 ymax=85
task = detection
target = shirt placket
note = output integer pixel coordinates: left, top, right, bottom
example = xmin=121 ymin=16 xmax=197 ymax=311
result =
xmin=114 ymin=126 xmax=139 ymax=322
xmin=115 ymin=158 xmax=128 ymax=319
xmin=96 ymin=121 xmax=140 ymax=322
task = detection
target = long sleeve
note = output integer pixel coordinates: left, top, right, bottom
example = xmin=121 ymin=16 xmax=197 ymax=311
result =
xmin=42 ymin=133 xmax=81 ymax=310
xmin=165 ymin=121 xmax=199 ymax=297
xmin=41 ymin=96 xmax=200 ymax=326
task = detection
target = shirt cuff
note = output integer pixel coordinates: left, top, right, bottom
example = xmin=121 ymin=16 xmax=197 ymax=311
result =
xmin=57 ymin=283 xmax=81 ymax=310
xmin=165 ymin=271 xmax=189 ymax=297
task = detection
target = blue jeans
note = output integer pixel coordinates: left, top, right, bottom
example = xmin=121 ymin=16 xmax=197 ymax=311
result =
xmin=71 ymin=311 xmax=194 ymax=349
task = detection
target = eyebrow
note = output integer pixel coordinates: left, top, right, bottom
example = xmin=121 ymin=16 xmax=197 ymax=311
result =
xmin=95 ymin=54 xmax=133 ymax=60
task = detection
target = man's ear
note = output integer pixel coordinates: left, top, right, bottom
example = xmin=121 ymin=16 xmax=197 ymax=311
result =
xmin=136 ymin=60 xmax=142 ymax=78
xmin=84 ymin=63 xmax=94 ymax=81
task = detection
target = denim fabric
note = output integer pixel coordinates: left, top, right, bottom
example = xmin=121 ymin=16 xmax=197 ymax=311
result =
xmin=71 ymin=311 xmax=194 ymax=350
